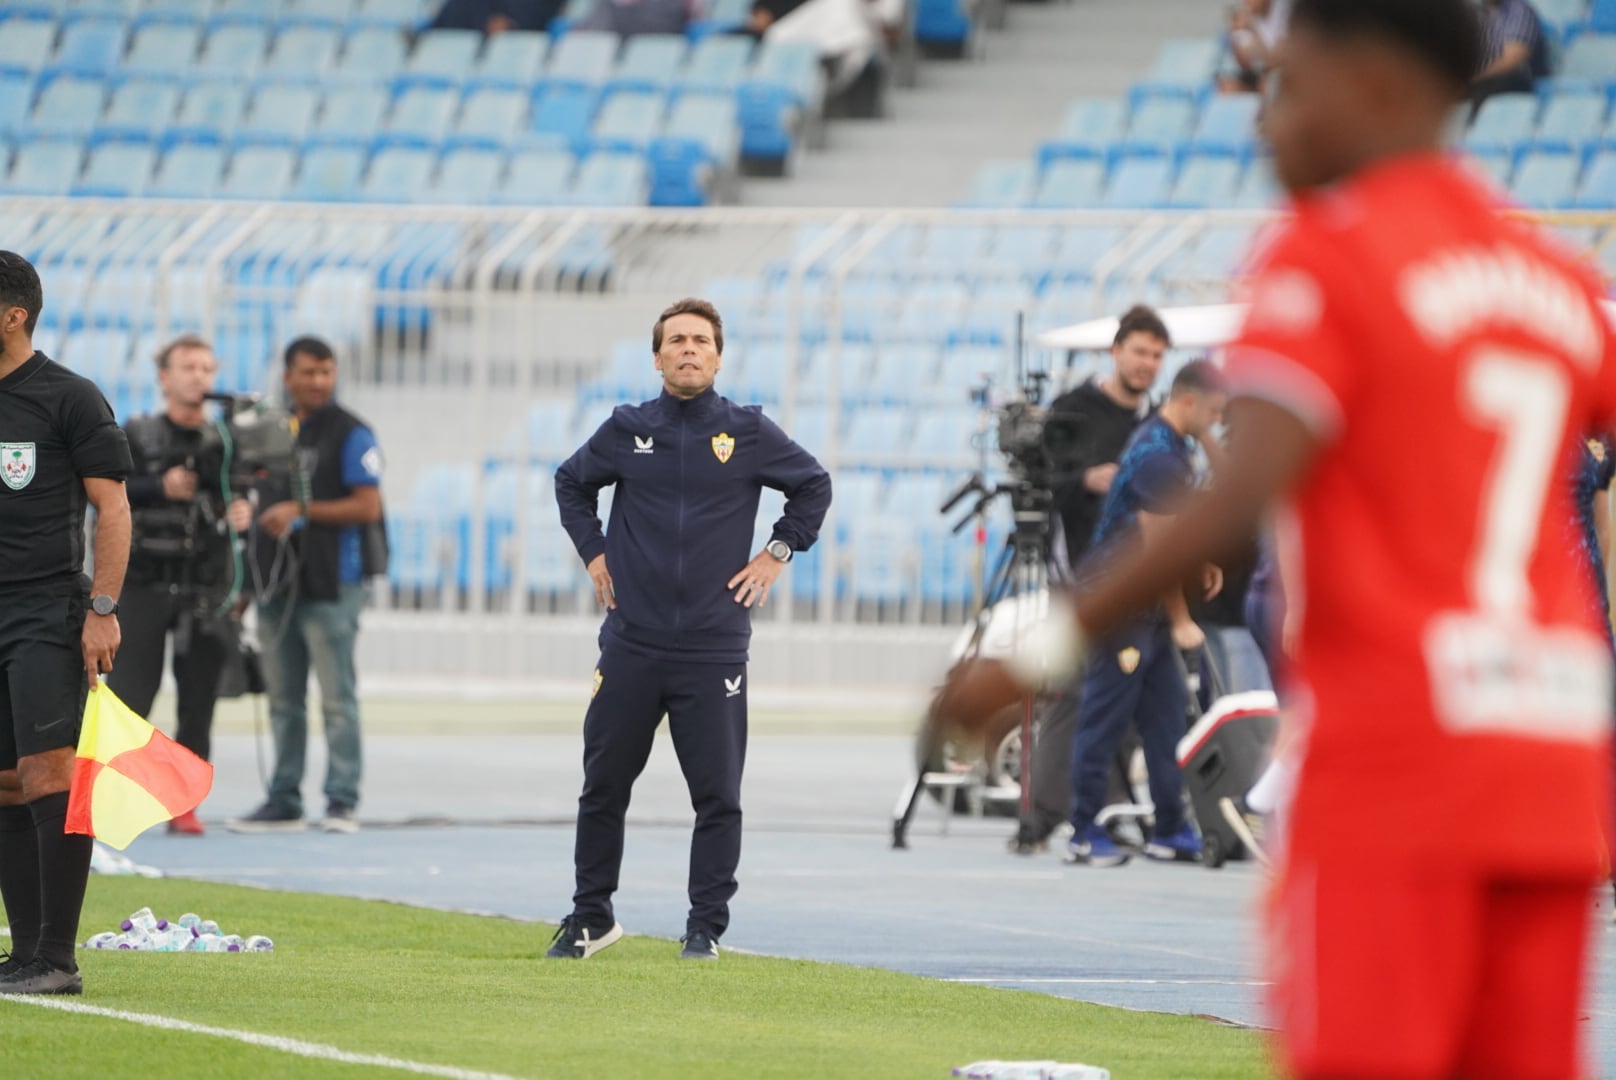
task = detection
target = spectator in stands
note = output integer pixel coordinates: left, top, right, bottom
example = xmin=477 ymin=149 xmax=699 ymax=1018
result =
xmin=428 ymin=0 xmax=565 ymax=34
xmin=1064 ymin=360 xmax=1228 ymax=869
xmin=1219 ymin=0 xmax=1291 ymax=93
xmin=228 ymin=337 xmax=387 ymax=836
xmin=574 ymin=0 xmax=693 ymax=36
xmin=1471 ymin=0 xmax=1551 ymax=111
xmin=759 ymin=0 xmax=904 ymax=98
xmin=1006 ymin=306 xmax=1163 ymax=856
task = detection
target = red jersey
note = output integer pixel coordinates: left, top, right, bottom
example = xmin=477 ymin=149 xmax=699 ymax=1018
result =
xmin=1228 ymin=153 xmax=1616 ymax=875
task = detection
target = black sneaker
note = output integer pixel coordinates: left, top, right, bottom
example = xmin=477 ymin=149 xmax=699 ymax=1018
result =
xmin=679 ymin=929 xmax=719 ymax=960
xmin=1006 ymin=821 xmax=1051 ymax=856
xmin=544 ymin=916 xmax=623 ymax=959
xmin=0 ymin=956 xmax=82 ymax=995
xmin=0 ymin=950 xmax=25 ymax=979
xmin=320 ymin=802 xmax=359 ymax=834
xmin=226 ymin=802 xmax=306 ymax=833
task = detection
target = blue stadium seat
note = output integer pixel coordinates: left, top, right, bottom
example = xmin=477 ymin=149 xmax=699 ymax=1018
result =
xmin=290 ymin=143 xmax=365 ymax=199
xmin=290 ymin=0 xmax=361 ymax=20
xmin=475 ymin=29 xmax=546 ymax=87
xmin=121 ymin=21 xmax=201 ymax=75
xmin=385 ymin=84 xmax=457 ymax=146
xmin=73 ymin=139 xmax=155 ymax=195
xmin=588 ymin=89 xmax=663 ymax=153
xmin=338 ymin=24 xmax=408 ymax=79
xmin=50 ymin=17 xmax=124 ymax=77
xmin=674 ymin=34 xmax=750 ymax=96
xmin=687 ymin=0 xmax=748 ymax=37
xmin=1168 ymin=155 xmax=1242 ymax=208
xmin=498 ymin=145 xmax=573 ymax=203
xmin=1464 ymin=92 xmax=1538 ymax=156
xmin=403 ymin=28 xmax=481 ymax=85
xmin=1230 ymin=159 xmax=1279 ymax=207
xmin=1102 ymin=155 xmax=1174 ymax=208
xmin=357 ymin=0 xmax=430 ymax=27
xmin=1032 ymin=159 xmax=1104 ymax=208
xmin=544 ymin=30 xmax=615 ymax=93
xmin=167 ymin=78 xmax=246 ymax=142
xmin=97 ymin=78 xmax=180 ymax=140
xmin=237 ymin=82 xmax=319 ymax=143
xmin=609 ymin=33 xmax=685 ymax=95
xmin=263 ymin=23 xmax=342 ymax=76
xmin=830 ymin=472 xmax=885 ymax=525
xmin=195 ymin=22 xmax=268 ymax=76
xmin=218 ymin=143 xmax=296 ymax=197
xmin=312 ymin=84 xmax=389 ymax=143
xmin=961 ymin=160 xmax=1034 ymax=208
xmin=530 ymin=84 xmax=595 ymax=148
xmin=1184 ymin=92 xmax=1260 ymax=158
xmin=363 ymin=143 xmax=435 ymax=200
xmin=916 ymin=223 xmax=991 ymax=271
xmin=139 ymin=0 xmax=213 ymax=20
xmin=215 ymin=0 xmax=280 ymax=20
xmin=147 ymin=141 xmax=225 ymax=196
xmin=987 ymin=224 xmax=1057 ymax=278
xmin=1574 ymin=150 xmax=1616 ymax=208
xmin=1047 ymin=225 xmax=1126 ymax=279
xmin=27 ymin=75 xmax=105 ymax=139
xmin=937 ymin=345 xmax=1005 ymax=391
xmin=1532 ymin=91 xmax=1609 ymax=155
xmin=3 ymin=137 xmax=81 ymax=194
xmin=736 ymin=40 xmax=817 ymax=163
xmin=1038 ymin=97 xmax=1128 ymax=168
xmin=570 ymin=150 xmax=646 ymax=204
xmin=0 ymin=17 xmax=56 ymax=76
xmin=1592 ymin=0 xmax=1616 ymax=33
xmin=657 ymin=89 xmax=735 ymax=159
xmin=1129 ymin=37 xmax=1218 ymax=104
xmin=58 ymin=329 xmax=133 ymax=386
xmin=1510 ymin=150 xmax=1580 ymax=208
xmin=913 ymin=0 xmax=969 ymax=49
xmin=848 ymin=515 xmax=917 ymax=604
xmin=431 ymin=144 xmax=504 ymax=201
xmin=454 ymin=86 xmax=528 ymax=148
xmin=1536 ymin=0 xmax=1592 ymax=38
xmin=844 ymin=406 xmax=912 ymax=460
xmin=1560 ymin=33 xmax=1616 ymax=86
xmin=885 ymin=471 xmax=960 ymax=518
xmin=0 ymin=74 xmax=33 ymax=138
xmin=1117 ymin=97 xmax=1197 ymax=158
xmin=1185 ymin=223 xmax=1257 ymax=279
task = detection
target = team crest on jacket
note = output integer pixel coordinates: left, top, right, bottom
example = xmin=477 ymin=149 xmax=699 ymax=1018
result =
xmin=1117 ymin=647 xmax=1141 ymax=675
xmin=0 ymin=443 xmax=35 ymax=490
xmin=711 ymin=432 xmax=734 ymax=463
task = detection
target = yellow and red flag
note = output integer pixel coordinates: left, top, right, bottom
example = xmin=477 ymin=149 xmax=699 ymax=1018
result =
xmin=65 ymin=686 xmax=213 ymax=850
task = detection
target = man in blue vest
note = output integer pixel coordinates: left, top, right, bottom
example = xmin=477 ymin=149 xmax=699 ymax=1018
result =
xmin=549 ymin=297 xmax=831 ymax=961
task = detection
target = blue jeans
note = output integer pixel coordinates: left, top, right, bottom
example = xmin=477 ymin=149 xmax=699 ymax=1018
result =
xmin=257 ymin=584 xmax=365 ymax=814
xmin=1068 ymin=619 xmax=1188 ymax=837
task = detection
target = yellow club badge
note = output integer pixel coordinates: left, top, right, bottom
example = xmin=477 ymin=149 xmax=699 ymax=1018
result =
xmin=711 ymin=432 xmax=735 ymax=464
xmin=1117 ymin=647 xmax=1141 ymax=675
xmin=591 ymin=668 xmax=603 ymax=698
xmin=1589 ymin=438 xmax=1607 ymax=464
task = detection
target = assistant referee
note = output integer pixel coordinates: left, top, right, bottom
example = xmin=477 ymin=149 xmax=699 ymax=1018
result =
xmin=548 ymin=298 xmax=831 ymax=962
xmin=0 ymin=252 xmax=133 ymax=996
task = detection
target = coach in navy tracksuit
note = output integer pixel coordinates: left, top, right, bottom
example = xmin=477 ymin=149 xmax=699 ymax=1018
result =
xmin=547 ymin=298 xmax=831 ymax=962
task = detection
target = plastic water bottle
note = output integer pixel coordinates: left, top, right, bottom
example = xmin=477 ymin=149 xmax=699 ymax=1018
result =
xmin=120 ymin=907 xmax=160 ymax=934
xmin=177 ymin=913 xmax=202 ymax=932
xmin=244 ymin=935 xmax=275 ymax=952
xmin=115 ymin=928 xmax=151 ymax=950
xmin=83 ymin=931 xmax=119 ymax=950
xmin=220 ymin=935 xmax=244 ymax=952
xmin=198 ymin=920 xmax=221 ymax=938
xmin=953 ymin=1065 xmax=1110 ymax=1080
xmin=1046 ymin=1067 xmax=1110 ymax=1080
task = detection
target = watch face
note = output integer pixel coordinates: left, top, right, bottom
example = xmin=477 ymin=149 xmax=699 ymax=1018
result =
xmin=92 ymin=595 xmax=117 ymax=616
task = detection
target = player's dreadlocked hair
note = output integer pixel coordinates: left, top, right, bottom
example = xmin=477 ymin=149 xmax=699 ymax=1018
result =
xmin=1290 ymin=0 xmax=1485 ymax=93
xmin=0 ymin=251 xmax=43 ymax=337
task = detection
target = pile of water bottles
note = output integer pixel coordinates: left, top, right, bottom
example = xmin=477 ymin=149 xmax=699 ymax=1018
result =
xmin=953 ymin=1063 xmax=1110 ymax=1080
xmin=82 ymin=908 xmax=275 ymax=953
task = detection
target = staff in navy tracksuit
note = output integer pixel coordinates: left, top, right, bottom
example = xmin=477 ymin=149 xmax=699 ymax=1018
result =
xmin=1064 ymin=359 xmax=1228 ymax=869
xmin=547 ymin=298 xmax=832 ymax=962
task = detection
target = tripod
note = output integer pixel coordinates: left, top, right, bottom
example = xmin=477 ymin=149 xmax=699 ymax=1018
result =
xmin=890 ymin=473 xmax=1065 ymax=849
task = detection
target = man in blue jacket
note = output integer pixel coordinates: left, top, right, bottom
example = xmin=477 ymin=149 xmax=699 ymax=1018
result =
xmin=549 ymin=298 xmax=832 ymax=962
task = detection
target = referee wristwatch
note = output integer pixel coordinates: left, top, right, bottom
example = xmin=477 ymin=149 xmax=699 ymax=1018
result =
xmin=90 ymin=594 xmax=119 ymax=617
xmin=765 ymin=539 xmax=793 ymax=563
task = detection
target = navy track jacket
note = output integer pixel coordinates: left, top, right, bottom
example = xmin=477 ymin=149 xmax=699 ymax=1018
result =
xmin=556 ymin=387 xmax=833 ymax=663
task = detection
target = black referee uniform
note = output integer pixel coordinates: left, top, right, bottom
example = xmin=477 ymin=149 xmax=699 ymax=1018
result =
xmin=553 ymin=387 xmax=830 ymax=956
xmin=0 ymin=348 xmax=131 ymax=991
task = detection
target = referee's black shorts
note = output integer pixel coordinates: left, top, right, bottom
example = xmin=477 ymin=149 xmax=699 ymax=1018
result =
xmin=0 ymin=585 xmax=88 ymax=770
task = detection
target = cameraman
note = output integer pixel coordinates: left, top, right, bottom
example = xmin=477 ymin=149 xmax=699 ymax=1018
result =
xmin=229 ymin=336 xmax=386 ymax=836
xmin=1010 ymin=305 xmax=1165 ymax=854
xmin=107 ymin=335 xmax=250 ymax=836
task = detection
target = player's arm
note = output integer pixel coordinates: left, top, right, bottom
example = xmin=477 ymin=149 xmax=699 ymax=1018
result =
xmin=82 ymin=476 xmax=130 ymax=686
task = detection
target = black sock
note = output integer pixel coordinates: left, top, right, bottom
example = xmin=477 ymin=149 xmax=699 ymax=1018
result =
xmin=0 ymin=803 xmax=41 ymax=963
xmin=30 ymin=792 xmax=92 ymax=972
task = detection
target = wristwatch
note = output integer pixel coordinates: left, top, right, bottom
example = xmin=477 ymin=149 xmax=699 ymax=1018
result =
xmin=765 ymin=539 xmax=793 ymax=563
xmin=90 ymin=594 xmax=119 ymax=617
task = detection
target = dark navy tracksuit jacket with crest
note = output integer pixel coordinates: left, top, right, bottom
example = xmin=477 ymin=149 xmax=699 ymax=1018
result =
xmin=553 ymin=385 xmax=831 ymax=939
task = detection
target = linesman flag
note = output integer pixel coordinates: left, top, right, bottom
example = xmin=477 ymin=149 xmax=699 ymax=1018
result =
xmin=65 ymin=686 xmax=213 ymax=850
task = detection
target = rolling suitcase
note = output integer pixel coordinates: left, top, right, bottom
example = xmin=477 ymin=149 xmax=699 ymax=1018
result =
xmin=1175 ymin=683 xmax=1280 ymax=868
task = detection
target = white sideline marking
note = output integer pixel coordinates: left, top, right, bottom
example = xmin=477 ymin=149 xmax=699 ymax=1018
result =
xmin=948 ymin=977 xmax=1268 ymax=987
xmin=0 ymin=996 xmax=527 ymax=1080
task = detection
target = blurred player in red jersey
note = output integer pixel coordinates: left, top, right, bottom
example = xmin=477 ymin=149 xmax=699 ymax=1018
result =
xmin=940 ymin=0 xmax=1616 ymax=1076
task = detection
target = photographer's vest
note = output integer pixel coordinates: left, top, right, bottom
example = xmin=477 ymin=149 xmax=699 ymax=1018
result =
xmin=296 ymin=404 xmax=389 ymax=602
xmin=125 ymin=414 xmax=216 ymax=584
